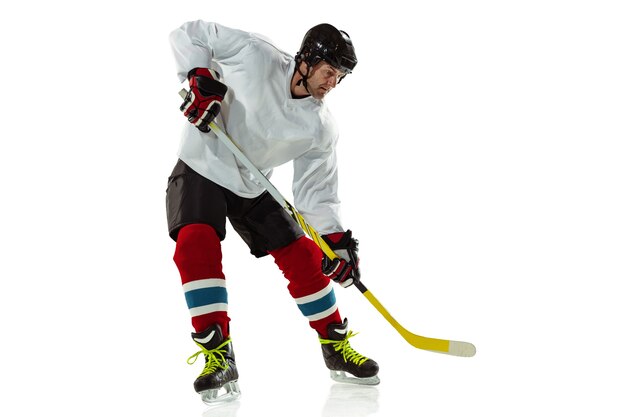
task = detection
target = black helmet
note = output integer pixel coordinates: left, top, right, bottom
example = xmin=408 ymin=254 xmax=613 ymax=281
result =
xmin=296 ymin=23 xmax=357 ymax=75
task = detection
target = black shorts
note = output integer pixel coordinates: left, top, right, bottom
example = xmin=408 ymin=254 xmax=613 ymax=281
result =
xmin=166 ymin=159 xmax=305 ymax=257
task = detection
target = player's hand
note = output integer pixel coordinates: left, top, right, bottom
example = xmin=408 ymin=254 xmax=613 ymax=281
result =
xmin=180 ymin=68 xmax=228 ymax=132
xmin=321 ymin=230 xmax=360 ymax=288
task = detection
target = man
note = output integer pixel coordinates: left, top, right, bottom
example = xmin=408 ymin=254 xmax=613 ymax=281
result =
xmin=167 ymin=21 xmax=378 ymax=404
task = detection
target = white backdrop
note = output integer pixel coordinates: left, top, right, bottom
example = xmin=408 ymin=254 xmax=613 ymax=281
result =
xmin=1 ymin=1 xmax=625 ymax=416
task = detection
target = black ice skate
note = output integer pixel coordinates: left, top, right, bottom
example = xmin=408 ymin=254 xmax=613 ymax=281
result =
xmin=187 ymin=324 xmax=240 ymax=404
xmin=319 ymin=319 xmax=380 ymax=385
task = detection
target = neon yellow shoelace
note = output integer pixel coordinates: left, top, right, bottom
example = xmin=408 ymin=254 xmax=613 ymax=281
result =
xmin=320 ymin=330 xmax=369 ymax=366
xmin=187 ymin=338 xmax=232 ymax=377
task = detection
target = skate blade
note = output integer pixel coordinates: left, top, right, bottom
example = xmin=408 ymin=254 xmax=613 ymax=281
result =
xmin=200 ymin=381 xmax=241 ymax=405
xmin=329 ymin=370 xmax=380 ymax=386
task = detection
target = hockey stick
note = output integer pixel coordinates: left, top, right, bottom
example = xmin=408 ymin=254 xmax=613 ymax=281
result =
xmin=178 ymin=89 xmax=476 ymax=357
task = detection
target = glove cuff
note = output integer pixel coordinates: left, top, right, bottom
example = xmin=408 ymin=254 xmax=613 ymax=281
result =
xmin=322 ymin=230 xmax=353 ymax=247
xmin=187 ymin=67 xmax=220 ymax=80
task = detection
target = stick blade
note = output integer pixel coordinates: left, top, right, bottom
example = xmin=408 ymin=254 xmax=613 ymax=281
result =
xmin=403 ymin=331 xmax=477 ymax=357
xmin=359 ymin=284 xmax=477 ymax=357
xmin=446 ymin=340 xmax=477 ymax=357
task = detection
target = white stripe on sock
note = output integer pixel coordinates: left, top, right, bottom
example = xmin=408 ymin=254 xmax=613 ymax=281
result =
xmin=182 ymin=278 xmax=226 ymax=293
xmin=189 ymin=303 xmax=228 ymax=318
xmin=294 ymin=281 xmax=333 ymax=305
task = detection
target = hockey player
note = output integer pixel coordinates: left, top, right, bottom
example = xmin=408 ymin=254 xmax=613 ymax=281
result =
xmin=167 ymin=21 xmax=379 ymax=404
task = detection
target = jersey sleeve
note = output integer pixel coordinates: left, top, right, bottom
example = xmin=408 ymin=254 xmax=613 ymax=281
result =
xmin=169 ymin=20 xmax=251 ymax=81
xmin=292 ymin=144 xmax=344 ymax=235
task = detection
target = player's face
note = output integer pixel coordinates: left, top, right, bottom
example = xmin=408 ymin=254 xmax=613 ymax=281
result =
xmin=306 ymin=61 xmax=346 ymax=99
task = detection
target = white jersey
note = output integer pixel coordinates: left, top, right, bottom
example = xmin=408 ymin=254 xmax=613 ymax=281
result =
xmin=169 ymin=20 xmax=344 ymax=235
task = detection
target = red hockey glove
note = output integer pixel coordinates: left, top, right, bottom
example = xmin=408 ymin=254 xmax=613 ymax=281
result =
xmin=321 ymin=230 xmax=360 ymax=288
xmin=180 ymin=68 xmax=228 ymax=132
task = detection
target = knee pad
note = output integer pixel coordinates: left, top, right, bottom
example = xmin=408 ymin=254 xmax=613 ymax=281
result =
xmin=270 ymin=236 xmax=322 ymax=276
xmin=173 ymin=224 xmax=223 ymax=282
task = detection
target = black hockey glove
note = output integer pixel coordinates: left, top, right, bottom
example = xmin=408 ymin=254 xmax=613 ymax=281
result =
xmin=321 ymin=230 xmax=360 ymax=288
xmin=180 ymin=67 xmax=228 ymax=132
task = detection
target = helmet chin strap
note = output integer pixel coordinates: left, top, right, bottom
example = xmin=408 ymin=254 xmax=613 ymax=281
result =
xmin=295 ymin=60 xmax=312 ymax=95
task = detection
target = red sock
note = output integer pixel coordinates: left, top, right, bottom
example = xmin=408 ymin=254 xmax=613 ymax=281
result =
xmin=270 ymin=237 xmax=342 ymax=338
xmin=173 ymin=224 xmax=230 ymax=337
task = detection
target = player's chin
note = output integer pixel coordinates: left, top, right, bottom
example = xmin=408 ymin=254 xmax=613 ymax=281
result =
xmin=315 ymin=88 xmax=331 ymax=99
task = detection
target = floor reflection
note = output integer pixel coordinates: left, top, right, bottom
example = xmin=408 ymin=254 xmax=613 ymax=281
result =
xmin=197 ymin=382 xmax=379 ymax=417
xmin=202 ymin=400 xmax=241 ymax=417
xmin=321 ymin=383 xmax=380 ymax=417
